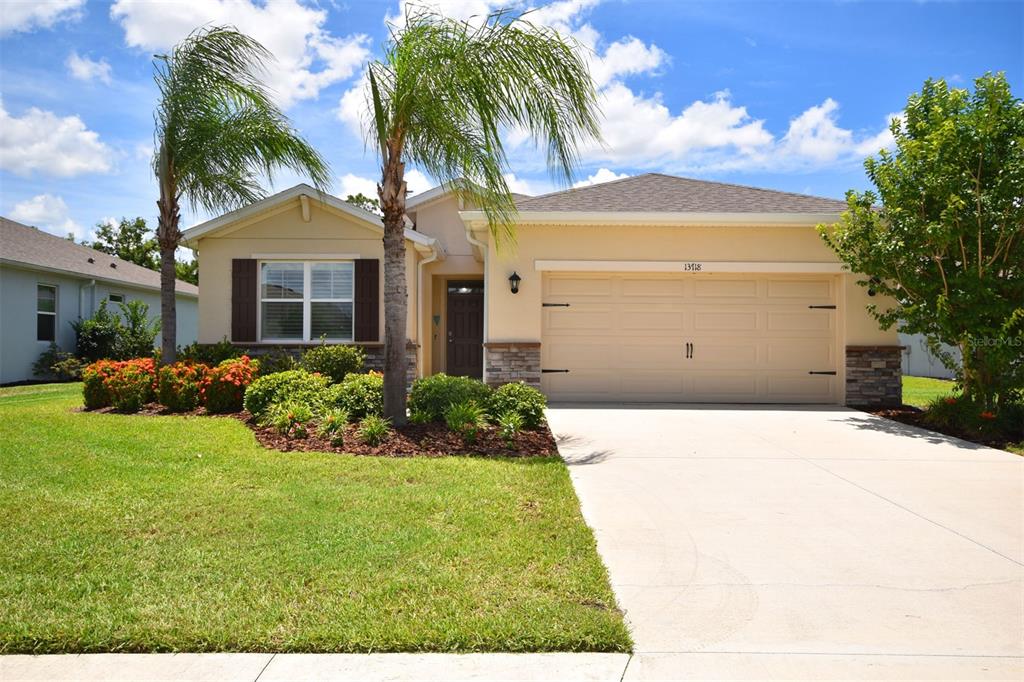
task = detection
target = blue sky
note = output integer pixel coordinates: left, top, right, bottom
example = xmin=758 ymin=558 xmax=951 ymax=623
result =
xmin=1 ymin=0 xmax=1020 ymax=246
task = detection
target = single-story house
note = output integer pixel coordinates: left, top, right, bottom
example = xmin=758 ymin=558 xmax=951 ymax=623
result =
xmin=183 ymin=173 xmax=901 ymax=406
xmin=900 ymin=332 xmax=959 ymax=380
xmin=0 ymin=217 xmax=199 ymax=384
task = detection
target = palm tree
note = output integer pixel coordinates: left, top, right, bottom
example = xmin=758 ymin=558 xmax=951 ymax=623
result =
xmin=153 ymin=26 xmax=331 ymax=363
xmin=363 ymin=9 xmax=601 ymax=424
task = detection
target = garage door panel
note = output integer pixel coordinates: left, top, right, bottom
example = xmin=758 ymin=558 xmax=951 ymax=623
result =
xmin=766 ymin=311 xmax=832 ymax=332
xmin=694 ymin=311 xmax=759 ymax=331
xmin=541 ymin=273 xmax=839 ymax=403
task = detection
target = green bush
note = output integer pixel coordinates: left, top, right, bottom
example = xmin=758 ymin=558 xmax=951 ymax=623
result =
xmin=32 ymin=342 xmax=84 ymax=381
xmin=157 ymin=362 xmax=208 ymax=412
xmin=201 ymin=356 xmax=259 ymax=414
xmin=256 ymin=348 xmax=300 ymax=375
xmin=300 ymin=344 xmax=365 ymax=383
xmin=178 ymin=338 xmax=243 ymax=365
xmin=114 ymin=300 xmax=160 ymax=359
xmin=82 ymin=359 xmax=121 ymax=409
xmin=408 ymin=373 xmax=492 ymax=422
xmin=923 ymin=394 xmax=1024 ymax=442
xmin=329 ymin=372 xmax=384 ymax=420
xmin=444 ymin=400 xmax=488 ymax=444
xmin=496 ymin=410 xmax=524 ymax=444
xmin=243 ymin=369 xmax=332 ymax=421
xmin=357 ymin=414 xmax=391 ymax=446
xmin=318 ymin=408 xmax=350 ymax=446
xmin=263 ymin=401 xmax=313 ymax=439
xmin=103 ymin=359 xmax=157 ymax=413
xmin=487 ymin=381 xmax=547 ymax=429
xmin=71 ymin=300 xmax=121 ymax=362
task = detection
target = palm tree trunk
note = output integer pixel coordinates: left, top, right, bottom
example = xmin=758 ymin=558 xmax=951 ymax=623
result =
xmin=156 ymin=160 xmax=180 ymax=365
xmin=379 ymin=148 xmax=409 ymax=425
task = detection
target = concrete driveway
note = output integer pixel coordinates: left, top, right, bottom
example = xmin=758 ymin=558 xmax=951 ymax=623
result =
xmin=548 ymin=405 xmax=1024 ymax=681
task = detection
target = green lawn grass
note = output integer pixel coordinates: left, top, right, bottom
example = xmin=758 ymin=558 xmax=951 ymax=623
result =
xmin=0 ymin=383 xmax=630 ymax=654
xmin=902 ymin=375 xmax=956 ymax=409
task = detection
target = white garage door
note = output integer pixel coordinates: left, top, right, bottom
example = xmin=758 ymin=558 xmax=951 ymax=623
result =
xmin=541 ymin=273 xmax=840 ymax=403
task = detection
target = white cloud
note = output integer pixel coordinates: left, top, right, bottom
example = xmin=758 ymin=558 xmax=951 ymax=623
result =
xmin=10 ymin=194 xmax=84 ymax=240
xmin=0 ymin=0 xmax=83 ymax=36
xmin=778 ymin=98 xmax=853 ymax=163
xmin=0 ymin=100 xmax=113 ymax=177
xmin=573 ymin=168 xmax=629 ymax=187
xmin=854 ymin=111 xmax=902 ymax=156
xmin=502 ymin=172 xmax=545 ymax=195
xmin=110 ymin=0 xmax=371 ymax=109
xmin=588 ymin=36 xmax=667 ymax=88
xmin=66 ymin=52 xmax=113 ymax=84
xmin=338 ymin=168 xmax=431 ymax=200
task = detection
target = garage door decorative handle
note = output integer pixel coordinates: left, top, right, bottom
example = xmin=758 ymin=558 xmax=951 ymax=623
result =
xmin=808 ymin=305 xmax=837 ymax=309
xmin=542 ymin=303 xmax=570 ymax=307
xmin=808 ymin=371 xmax=837 ymax=375
xmin=541 ymin=369 xmax=570 ymax=373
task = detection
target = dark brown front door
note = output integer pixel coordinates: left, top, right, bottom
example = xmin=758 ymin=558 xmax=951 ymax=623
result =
xmin=446 ymin=281 xmax=484 ymax=378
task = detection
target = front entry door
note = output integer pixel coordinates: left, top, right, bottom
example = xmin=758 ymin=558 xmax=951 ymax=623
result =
xmin=446 ymin=281 xmax=484 ymax=378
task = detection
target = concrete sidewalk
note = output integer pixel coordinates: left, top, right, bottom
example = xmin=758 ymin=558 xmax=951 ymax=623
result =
xmin=0 ymin=653 xmax=631 ymax=682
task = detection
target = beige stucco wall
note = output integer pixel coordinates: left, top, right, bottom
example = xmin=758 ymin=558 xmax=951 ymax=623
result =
xmin=481 ymin=222 xmax=897 ymax=348
xmin=194 ymin=198 xmax=419 ymax=347
xmin=410 ymin=196 xmax=485 ymax=375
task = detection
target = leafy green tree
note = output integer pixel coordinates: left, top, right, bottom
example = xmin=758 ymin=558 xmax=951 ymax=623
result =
xmin=175 ymin=255 xmax=198 ymax=285
xmin=152 ymin=26 xmax=330 ymax=363
xmin=360 ymin=8 xmax=601 ymax=423
xmin=90 ymin=217 xmax=160 ymax=270
xmin=345 ymin=193 xmax=381 ymax=215
xmin=820 ymin=73 xmax=1024 ymax=405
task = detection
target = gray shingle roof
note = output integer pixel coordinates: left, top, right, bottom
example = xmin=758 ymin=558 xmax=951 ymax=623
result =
xmin=0 ymin=217 xmax=199 ymax=296
xmin=515 ymin=173 xmax=847 ymax=213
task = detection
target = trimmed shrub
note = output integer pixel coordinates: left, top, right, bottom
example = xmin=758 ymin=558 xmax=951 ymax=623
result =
xmin=408 ymin=373 xmax=492 ymax=422
xmin=243 ymin=369 xmax=332 ymax=421
xmin=157 ymin=362 xmax=208 ymax=412
xmin=178 ymin=338 xmax=243 ymax=366
xmin=444 ymin=400 xmax=488 ymax=444
xmin=300 ymin=344 xmax=365 ymax=383
xmin=102 ymin=358 xmax=157 ymax=413
xmin=202 ymin=356 xmax=259 ymax=414
xmin=357 ymin=414 xmax=391 ymax=446
xmin=257 ymin=348 xmax=300 ymax=375
xmin=329 ymin=371 xmax=384 ymax=420
xmin=82 ymin=359 xmax=121 ymax=409
xmin=487 ymin=381 xmax=547 ymax=429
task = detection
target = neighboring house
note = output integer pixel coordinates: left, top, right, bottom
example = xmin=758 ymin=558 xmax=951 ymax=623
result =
xmin=0 ymin=217 xmax=199 ymax=384
xmin=183 ymin=173 xmax=902 ymax=407
xmin=900 ymin=332 xmax=959 ymax=379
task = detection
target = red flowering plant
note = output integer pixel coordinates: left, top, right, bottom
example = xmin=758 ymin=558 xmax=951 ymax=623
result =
xmin=157 ymin=361 xmax=209 ymax=412
xmin=201 ymin=355 xmax=259 ymax=413
xmin=82 ymin=359 xmax=121 ymax=409
xmin=102 ymin=358 xmax=157 ymax=413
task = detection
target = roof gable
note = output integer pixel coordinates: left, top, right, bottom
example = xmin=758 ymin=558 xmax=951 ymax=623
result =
xmin=514 ymin=173 xmax=847 ymax=213
xmin=0 ymin=217 xmax=198 ymax=296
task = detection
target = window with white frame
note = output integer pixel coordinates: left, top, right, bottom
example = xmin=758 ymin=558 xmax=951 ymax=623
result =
xmin=37 ymin=284 xmax=57 ymax=342
xmin=260 ymin=261 xmax=354 ymax=342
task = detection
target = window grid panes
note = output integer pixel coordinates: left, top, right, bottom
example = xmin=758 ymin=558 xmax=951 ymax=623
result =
xmin=37 ymin=284 xmax=56 ymax=342
xmin=260 ymin=261 xmax=355 ymax=342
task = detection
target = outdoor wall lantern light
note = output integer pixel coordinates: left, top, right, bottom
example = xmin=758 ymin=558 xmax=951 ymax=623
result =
xmin=508 ymin=271 xmax=521 ymax=294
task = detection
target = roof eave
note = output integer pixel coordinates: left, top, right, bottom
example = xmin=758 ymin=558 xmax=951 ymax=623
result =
xmin=460 ymin=210 xmax=843 ymax=227
xmin=0 ymin=258 xmax=199 ymax=298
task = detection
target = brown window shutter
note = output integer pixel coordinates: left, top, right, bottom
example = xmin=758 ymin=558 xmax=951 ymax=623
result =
xmin=231 ymin=259 xmax=258 ymax=343
xmin=353 ymin=258 xmax=379 ymax=342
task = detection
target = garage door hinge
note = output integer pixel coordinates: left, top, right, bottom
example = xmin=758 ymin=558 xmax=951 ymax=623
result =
xmin=541 ymin=369 xmax=570 ymax=373
xmin=808 ymin=371 xmax=837 ymax=375
xmin=808 ymin=305 xmax=837 ymax=309
xmin=542 ymin=303 xmax=570 ymax=307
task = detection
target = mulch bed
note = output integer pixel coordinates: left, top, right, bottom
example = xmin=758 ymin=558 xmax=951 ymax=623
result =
xmin=865 ymin=404 xmax=1020 ymax=452
xmin=81 ymin=403 xmax=558 ymax=457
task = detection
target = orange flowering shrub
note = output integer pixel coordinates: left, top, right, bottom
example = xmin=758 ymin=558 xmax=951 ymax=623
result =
xmin=101 ymin=358 xmax=156 ymax=413
xmin=157 ymin=362 xmax=209 ymax=412
xmin=82 ymin=358 xmax=156 ymax=410
xmin=201 ymin=355 xmax=259 ymax=413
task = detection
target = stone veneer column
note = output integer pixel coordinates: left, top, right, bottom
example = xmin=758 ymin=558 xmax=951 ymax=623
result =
xmin=845 ymin=345 xmax=903 ymax=407
xmin=361 ymin=342 xmax=418 ymax=390
xmin=484 ymin=342 xmax=541 ymax=387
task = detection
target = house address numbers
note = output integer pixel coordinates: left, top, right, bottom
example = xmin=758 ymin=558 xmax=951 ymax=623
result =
xmin=682 ymin=262 xmax=703 ymax=272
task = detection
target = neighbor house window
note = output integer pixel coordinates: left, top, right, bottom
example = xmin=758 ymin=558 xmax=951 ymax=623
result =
xmin=108 ymin=293 xmax=124 ymax=304
xmin=37 ymin=284 xmax=56 ymax=342
xmin=259 ymin=261 xmax=353 ymax=342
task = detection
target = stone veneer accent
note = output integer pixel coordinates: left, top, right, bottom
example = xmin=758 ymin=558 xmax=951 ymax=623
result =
xmin=484 ymin=342 xmax=541 ymax=388
xmin=845 ymin=345 xmax=903 ymax=407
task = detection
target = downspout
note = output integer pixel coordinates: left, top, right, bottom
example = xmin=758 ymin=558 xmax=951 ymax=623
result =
xmin=463 ymin=221 xmax=490 ymax=384
xmin=415 ymin=244 xmax=440 ymax=379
